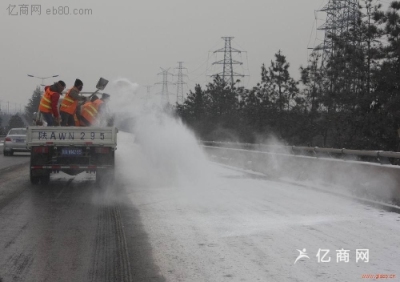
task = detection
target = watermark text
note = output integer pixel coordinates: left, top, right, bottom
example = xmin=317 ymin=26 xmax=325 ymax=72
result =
xmin=6 ymin=5 xmax=93 ymax=16
xmin=361 ymin=274 xmax=396 ymax=279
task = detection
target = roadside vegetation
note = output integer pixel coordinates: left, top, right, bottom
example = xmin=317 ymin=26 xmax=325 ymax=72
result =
xmin=177 ymin=0 xmax=400 ymax=151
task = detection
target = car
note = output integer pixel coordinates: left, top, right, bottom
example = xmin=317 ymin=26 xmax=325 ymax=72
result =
xmin=3 ymin=128 xmax=29 ymax=156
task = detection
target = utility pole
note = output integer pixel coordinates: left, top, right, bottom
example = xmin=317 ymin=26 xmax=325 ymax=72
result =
xmin=146 ymin=85 xmax=152 ymax=96
xmin=156 ymin=68 xmax=174 ymax=105
xmin=175 ymin=62 xmax=187 ymax=104
xmin=142 ymin=85 xmax=152 ymax=102
xmin=314 ymin=0 xmax=359 ymax=67
xmin=211 ymin=37 xmax=244 ymax=87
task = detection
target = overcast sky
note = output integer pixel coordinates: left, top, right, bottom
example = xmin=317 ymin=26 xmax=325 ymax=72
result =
xmin=0 ymin=0 xmax=391 ymax=112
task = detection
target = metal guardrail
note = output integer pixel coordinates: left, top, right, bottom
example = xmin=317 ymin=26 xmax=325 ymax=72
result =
xmin=201 ymin=141 xmax=400 ymax=204
xmin=201 ymin=141 xmax=400 ymax=164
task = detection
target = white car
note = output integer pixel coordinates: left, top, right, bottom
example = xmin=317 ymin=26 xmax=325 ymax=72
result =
xmin=3 ymin=128 xmax=29 ymax=156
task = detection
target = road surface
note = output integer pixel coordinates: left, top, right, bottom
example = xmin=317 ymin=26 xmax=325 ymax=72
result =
xmin=0 ymin=133 xmax=399 ymax=282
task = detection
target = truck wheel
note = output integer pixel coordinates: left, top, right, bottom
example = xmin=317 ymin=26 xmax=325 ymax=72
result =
xmin=9 ymin=150 xmax=13 ymax=156
xmin=3 ymin=151 xmax=7 ymax=156
xmin=30 ymin=169 xmax=40 ymax=185
xmin=41 ymin=174 xmax=50 ymax=185
xmin=95 ymin=171 xmax=102 ymax=184
xmin=106 ymin=168 xmax=115 ymax=183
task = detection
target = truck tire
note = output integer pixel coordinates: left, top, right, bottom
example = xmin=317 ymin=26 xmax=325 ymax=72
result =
xmin=40 ymin=174 xmax=50 ymax=185
xmin=30 ymin=169 xmax=40 ymax=185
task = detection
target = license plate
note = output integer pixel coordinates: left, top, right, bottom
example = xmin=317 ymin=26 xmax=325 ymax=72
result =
xmin=15 ymin=139 xmax=25 ymax=143
xmin=61 ymin=148 xmax=82 ymax=156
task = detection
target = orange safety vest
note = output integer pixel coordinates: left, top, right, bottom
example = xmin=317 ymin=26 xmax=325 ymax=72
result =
xmin=81 ymin=99 xmax=104 ymax=124
xmin=39 ymin=87 xmax=56 ymax=114
xmin=60 ymin=87 xmax=78 ymax=115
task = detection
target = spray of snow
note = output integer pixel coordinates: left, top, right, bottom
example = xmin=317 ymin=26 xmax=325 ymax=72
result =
xmin=104 ymin=78 xmax=214 ymax=191
xmin=91 ymin=77 xmax=399 ymax=206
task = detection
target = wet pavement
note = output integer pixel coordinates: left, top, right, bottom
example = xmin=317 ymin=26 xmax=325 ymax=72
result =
xmin=0 ymin=166 xmax=164 ymax=282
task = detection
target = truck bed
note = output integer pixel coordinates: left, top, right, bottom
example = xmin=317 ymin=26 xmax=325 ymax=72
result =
xmin=27 ymin=126 xmax=118 ymax=184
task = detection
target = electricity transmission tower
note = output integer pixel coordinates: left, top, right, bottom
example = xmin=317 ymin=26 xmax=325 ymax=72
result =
xmin=143 ymin=85 xmax=152 ymax=96
xmin=314 ymin=0 xmax=359 ymax=67
xmin=142 ymin=85 xmax=152 ymax=101
xmin=175 ymin=62 xmax=187 ymax=104
xmin=211 ymin=37 xmax=244 ymax=86
xmin=156 ymin=68 xmax=174 ymax=105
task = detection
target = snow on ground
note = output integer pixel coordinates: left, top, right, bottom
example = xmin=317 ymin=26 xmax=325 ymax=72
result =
xmin=109 ymin=79 xmax=400 ymax=281
xmin=116 ymin=131 xmax=400 ymax=282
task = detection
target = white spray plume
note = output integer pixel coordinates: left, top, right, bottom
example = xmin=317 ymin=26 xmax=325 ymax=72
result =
xmin=105 ymin=78 xmax=213 ymax=189
xmin=106 ymin=77 xmax=141 ymax=113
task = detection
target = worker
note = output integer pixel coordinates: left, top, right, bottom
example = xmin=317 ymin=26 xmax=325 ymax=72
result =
xmin=60 ymin=79 xmax=86 ymax=126
xmin=79 ymin=93 xmax=110 ymax=126
xmin=38 ymin=80 xmax=66 ymax=126
xmin=73 ymin=114 xmax=80 ymax=126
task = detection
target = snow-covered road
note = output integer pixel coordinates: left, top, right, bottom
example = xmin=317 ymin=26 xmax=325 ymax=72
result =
xmin=116 ymin=132 xmax=400 ymax=282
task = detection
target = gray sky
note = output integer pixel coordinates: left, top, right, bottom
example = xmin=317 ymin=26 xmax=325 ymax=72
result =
xmin=0 ymin=0 xmax=390 ymax=111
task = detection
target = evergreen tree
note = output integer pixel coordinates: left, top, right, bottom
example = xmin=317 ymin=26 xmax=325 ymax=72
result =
xmin=175 ymin=2 xmax=400 ymax=151
xmin=203 ymin=76 xmax=240 ymax=141
xmin=7 ymin=114 xmax=25 ymax=130
xmin=261 ymin=50 xmax=298 ymax=112
xmin=176 ymin=84 xmax=211 ymax=138
xmin=206 ymin=76 xmax=238 ymax=118
xmin=24 ymin=86 xmax=42 ymax=125
xmin=372 ymin=0 xmax=400 ymax=150
xmin=300 ymin=52 xmax=325 ymax=145
xmin=241 ymin=88 xmax=262 ymax=132
xmin=307 ymin=0 xmax=384 ymax=148
xmin=260 ymin=50 xmax=299 ymax=139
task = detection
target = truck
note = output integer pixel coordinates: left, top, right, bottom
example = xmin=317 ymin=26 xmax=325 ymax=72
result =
xmin=26 ymin=126 xmax=118 ymax=185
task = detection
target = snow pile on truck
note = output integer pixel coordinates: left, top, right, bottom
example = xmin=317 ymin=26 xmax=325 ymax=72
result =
xmin=27 ymin=126 xmax=118 ymax=185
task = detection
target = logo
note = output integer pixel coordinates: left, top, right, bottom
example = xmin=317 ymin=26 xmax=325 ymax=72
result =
xmin=295 ymin=248 xmax=370 ymax=264
xmin=294 ymin=248 xmax=310 ymax=264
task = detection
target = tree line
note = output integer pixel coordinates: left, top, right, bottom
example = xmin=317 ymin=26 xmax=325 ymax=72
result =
xmin=176 ymin=0 xmax=400 ymax=151
xmin=0 ymin=85 xmax=39 ymax=134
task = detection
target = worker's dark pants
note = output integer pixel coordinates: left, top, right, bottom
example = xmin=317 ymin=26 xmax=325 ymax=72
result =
xmin=60 ymin=112 xmax=75 ymax=126
xmin=41 ymin=112 xmax=54 ymax=126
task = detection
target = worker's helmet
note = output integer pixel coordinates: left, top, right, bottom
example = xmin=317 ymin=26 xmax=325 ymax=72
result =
xmin=74 ymin=79 xmax=83 ymax=87
xmin=90 ymin=95 xmax=99 ymax=102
